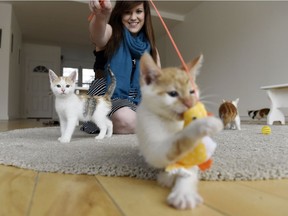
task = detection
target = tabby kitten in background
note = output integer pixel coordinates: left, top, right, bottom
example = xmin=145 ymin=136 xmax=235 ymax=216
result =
xmin=49 ymin=67 xmax=116 ymax=143
xmin=218 ymin=98 xmax=241 ymax=130
xmin=136 ymin=53 xmax=223 ymax=209
xmin=248 ymin=108 xmax=270 ymax=120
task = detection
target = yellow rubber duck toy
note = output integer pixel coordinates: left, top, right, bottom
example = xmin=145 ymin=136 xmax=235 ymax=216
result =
xmin=165 ymin=102 xmax=217 ymax=176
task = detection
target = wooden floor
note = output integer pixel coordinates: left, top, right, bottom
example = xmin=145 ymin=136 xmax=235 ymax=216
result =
xmin=0 ymin=119 xmax=288 ymax=216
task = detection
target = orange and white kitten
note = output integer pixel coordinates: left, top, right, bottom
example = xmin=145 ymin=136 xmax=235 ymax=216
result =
xmin=49 ymin=67 xmax=116 ymax=143
xmin=136 ymin=53 xmax=223 ymax=209
xmin=218 ymin=98 xmax=241 ymax=130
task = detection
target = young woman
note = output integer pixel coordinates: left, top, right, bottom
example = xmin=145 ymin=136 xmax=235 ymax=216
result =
xmin=81 ymin=0 xmax=160 ymax=134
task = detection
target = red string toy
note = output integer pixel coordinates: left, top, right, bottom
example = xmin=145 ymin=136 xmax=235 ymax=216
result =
xmin=149 ymin=0 xmax=217 ymax=173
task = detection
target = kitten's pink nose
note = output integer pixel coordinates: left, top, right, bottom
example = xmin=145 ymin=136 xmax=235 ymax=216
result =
xmin=183 ymin=99 xmax=193 ymax=108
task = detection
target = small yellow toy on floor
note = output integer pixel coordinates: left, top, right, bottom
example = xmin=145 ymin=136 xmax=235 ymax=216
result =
xmin=165 ymin=102 xmax=217 ymax=176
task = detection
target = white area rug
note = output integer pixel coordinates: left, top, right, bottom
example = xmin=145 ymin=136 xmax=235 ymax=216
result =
xmin=0 ymin=124 xmax=288 ymax=181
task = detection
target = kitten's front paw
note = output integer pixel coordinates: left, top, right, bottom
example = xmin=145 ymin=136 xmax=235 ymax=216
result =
xmin=167 ymin=189 xmax=203 ymax=209
xmin=168 ymin=168 xmax=193 ymax=177
xmin=157 ymin=172 xmax=175 ymax=188
xmin=105 ymin=133 xmax=112 ymax=138
xmin=197 ymin=117 xmax=223 ymax=136
xmin=58 ymin=137 xmax=71 ymax=143
xmin=95 ymin=134 xmax=105 ymax=140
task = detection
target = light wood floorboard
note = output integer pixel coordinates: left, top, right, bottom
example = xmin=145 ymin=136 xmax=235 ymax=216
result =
xmin=0 ymin=119 xmax=288 ymax=216
xmin=239 ymin=180 xmax=288 ymax=199
xmin=200 ymin=181 xmax=288 ymax=216
xmin=96 ymin=175 xmax=224 ymax=216
xmin=29 ymin=173 xmax=123 ymax=216
xmin=0 ymin=165 xmax=36 ymax=216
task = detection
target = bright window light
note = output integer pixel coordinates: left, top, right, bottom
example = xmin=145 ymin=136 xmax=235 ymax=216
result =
xmin=63 ymin=67 xmax=79 ymax=80
xmin=82 ymin=68 xmax=95 ymax=88
xmin=62 ymin=67 xmax=95 ymax=88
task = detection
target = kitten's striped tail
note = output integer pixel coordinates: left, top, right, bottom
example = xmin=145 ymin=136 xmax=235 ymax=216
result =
xmin=105 ymin=65 xmax=116 ymax=99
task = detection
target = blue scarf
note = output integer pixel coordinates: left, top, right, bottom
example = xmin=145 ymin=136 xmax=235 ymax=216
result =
xmin=106 ymin=28 xmax=151 ymax=105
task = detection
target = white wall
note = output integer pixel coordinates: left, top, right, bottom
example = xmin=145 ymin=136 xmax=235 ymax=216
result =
xmin=3 ymin=1 xmax=288 ymax=120
xmin=61 ymin=44 xmax=94 ymax=70
xmin=0 ymin=3 xmax=23 ymax=120
xmin=22 ymin=43 xmax=61 ymax=66
xmin=8 ymin=8 xmax=22 ymax=119
xmin=0 ymin=3 xmax=12 ymax=120
xmin=156 ymin=34 xmax=166 ymax=68
xmin=163 ymin=1 xmax=288 ymax=118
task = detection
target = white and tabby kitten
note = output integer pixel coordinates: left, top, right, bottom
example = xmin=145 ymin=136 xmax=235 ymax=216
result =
xmin=49 ymin=66 xmax=116 ymax=143
xmin=136 ymin=53 xmax=223 ymax=209
xmin=218 ymin=98 xmax=241 ymax=130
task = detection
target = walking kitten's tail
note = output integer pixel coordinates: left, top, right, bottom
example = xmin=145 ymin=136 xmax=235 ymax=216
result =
xmin=105 ymin=65 xmax=116 ymax=99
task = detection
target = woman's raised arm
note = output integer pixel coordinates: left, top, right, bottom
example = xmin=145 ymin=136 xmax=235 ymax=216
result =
xmin=89 ymin=0 xmax=113 ymax=49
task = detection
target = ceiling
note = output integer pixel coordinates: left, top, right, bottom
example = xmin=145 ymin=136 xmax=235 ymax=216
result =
xmin=7 ymin=1 xmax=200 ymax=47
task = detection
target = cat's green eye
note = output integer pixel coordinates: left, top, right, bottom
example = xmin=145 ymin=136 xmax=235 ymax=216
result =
xmin=66 ymin=85 xmax=70 ymax=88
xmin=56 ymin=84 xmax=61 ymax=88
xmin=190 ymin=90 xmax=195 ymax=94
xmin=167 ymin=91 xmax=179 ymax=97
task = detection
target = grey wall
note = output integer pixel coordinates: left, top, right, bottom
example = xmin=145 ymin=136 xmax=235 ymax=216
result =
xmin=9 ymin=7 xmax=22 ymax=119
xmin=0 ymin=3 xmax=12 ymax=120
xmin=161 ymin=1 xmax=288 ymax=118
xmin=61 ymin=44 xmax=94 ymax=70
xmin=2 ymin=1 xmax=288 ymax=120
xmin=0 ymin=3 xmax=22 ymax=120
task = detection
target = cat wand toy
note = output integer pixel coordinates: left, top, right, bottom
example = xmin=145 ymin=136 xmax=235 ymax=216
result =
xmin=88 ymin=0 xmax=105 ymax=21
xmin=149 ymin=0 xmax=217 ymax=174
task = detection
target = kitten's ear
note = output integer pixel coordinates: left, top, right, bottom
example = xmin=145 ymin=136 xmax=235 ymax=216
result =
xmin=222 ymin=99 xmax=226 ymax=103
xmin=183 ymin=54 xmax=203 ymax=80
xmin=140 ymin=52 xmax=161 ymax=85
xmin=234 ymin=98 xmax=239 ymax=105
xmin=69 ymin=71 xmax=77 ymax=82
xmin=49 ymin=69 xmax=58 ymax=82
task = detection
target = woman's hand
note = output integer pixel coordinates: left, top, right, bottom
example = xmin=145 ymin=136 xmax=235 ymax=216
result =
xmin=89 ymin=0 xmax=112 ymax=17
xmin=88 ymin=0 xmax=113 ymax=49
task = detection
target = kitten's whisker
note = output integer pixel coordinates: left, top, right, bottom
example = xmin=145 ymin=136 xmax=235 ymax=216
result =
xmin=201 ymin=100 xmax=219 ymax=107
xmin=200 ymin=94 xmax=219 ymax=101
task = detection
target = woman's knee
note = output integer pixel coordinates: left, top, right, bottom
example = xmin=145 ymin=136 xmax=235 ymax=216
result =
xmin=111 ymin=107 xmax=136 ymax=134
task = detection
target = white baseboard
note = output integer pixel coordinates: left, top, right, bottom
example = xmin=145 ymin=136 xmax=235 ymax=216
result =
xmin=240 ymin=115 xmax=288 ymax=123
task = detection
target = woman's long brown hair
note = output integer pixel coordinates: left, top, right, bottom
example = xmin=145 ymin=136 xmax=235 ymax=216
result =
xmin=105 ymin=1 xmax=157 ymax=63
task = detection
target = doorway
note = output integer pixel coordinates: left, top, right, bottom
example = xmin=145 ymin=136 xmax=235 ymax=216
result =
xmin=25 ymin=60 xmax=54 ymax=119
